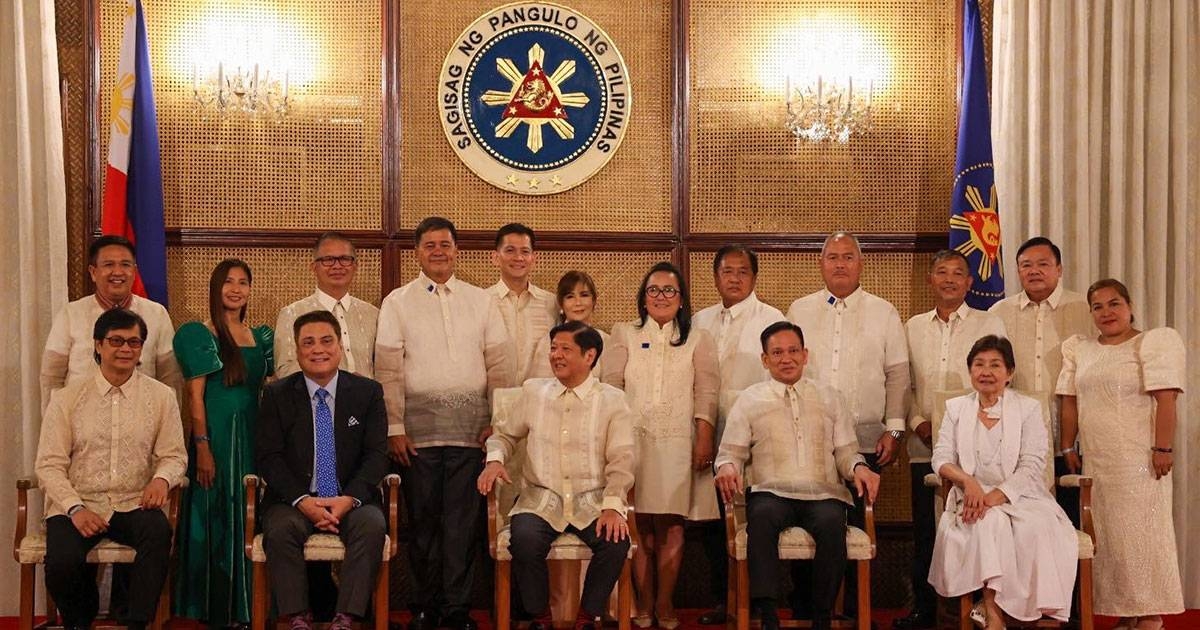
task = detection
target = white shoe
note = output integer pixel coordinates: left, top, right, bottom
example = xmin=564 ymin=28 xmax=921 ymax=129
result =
xmin=969 ymin=602 xmax=987 ymax=628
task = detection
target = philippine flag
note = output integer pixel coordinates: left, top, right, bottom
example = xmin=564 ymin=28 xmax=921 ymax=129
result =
xmin=101 ymin=0 xmax=168 ymax=306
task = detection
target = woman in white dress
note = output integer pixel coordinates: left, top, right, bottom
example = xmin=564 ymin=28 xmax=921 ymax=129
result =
xmin=528 ymin=270 xmax=609 ymax=379
xmin=603 ymin=262 xmax=719 ymax=629
xmin=929 ymin=335 xmax=1078 ymax=629
xmin=1058 ymin=279 xmax=1185 ymax=630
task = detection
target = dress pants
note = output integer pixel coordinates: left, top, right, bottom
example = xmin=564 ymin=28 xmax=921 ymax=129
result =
xmin=700 ymin=488 xmax=730 ymax=609
xmin=44 ymin=510 xmax=172 ymax=627
xmin=908 ymin=462 xmax=937 ymax=618
xmin=261 ymin=503 xmax=386 ymax=618
xmin=747 ymin=494 xmax=847 ymax=623
xmin=509 ymin=513 xmax=630 ymax=617
xmin=792 ymin=453 xmax=876 ymax=619
xmin=400 ymin=446 xmax=484 ymax=619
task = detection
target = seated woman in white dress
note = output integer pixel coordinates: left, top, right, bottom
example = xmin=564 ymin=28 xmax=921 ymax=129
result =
xmin=928 ymin=335 xmax=1078 ymax=629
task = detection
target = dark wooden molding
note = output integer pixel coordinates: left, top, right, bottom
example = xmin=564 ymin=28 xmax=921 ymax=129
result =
xmin=382 ymin=0 xmax=401 ymax=239
xmin=685 ymin=232 xmax=948 ymax=253
xmin=85 ymin=0 xmax=100 ymax=244
xmin=166 ymin=228 xmax=391 ymax=248
xmin=670 ymin=0 xmax=691 ymax=278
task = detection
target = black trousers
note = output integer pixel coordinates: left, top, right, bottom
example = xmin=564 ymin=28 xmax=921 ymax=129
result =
xmin=908 ymin=462 xmax=937 ymax=617
xmin=747 ymin=494 xmax=847 ymax=622
xmin=509 ymin=513 xmax=630 ymax=617
xmin=792 ymin=453 xmax=877 ymax=619
xmin=44 ymin=510 xmax=172 ymax=627
xmin=400 ymin=445 xmax=484 ymax=619
xmin=1054 ymin=455 xmax=1081 ymax=526
xmin=261 ymin=503 xmax=386 ymax=617
xmin=700 ymin=488 xmax=729 ymax=609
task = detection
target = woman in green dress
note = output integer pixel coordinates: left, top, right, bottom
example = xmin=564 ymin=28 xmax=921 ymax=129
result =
xmin=174 ymin=259 xmax=273 ymax=627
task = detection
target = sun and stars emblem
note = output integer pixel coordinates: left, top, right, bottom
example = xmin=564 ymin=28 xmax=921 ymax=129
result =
xmin=950 ymin=184 xmax=1003 ymax=281
xmin=480 ymin=43 xmax=590 ymax=154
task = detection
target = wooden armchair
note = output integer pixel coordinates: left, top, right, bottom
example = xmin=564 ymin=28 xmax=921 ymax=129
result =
xmin=722 ymin=495 xmax=876 ymax=630
xmin=13 ymin=477 xmax=186 ymax=630
xmin=242 ymin=473 xmax=401 ymax=630
xmin=922 ymin=390 xmax=1095 ymax=630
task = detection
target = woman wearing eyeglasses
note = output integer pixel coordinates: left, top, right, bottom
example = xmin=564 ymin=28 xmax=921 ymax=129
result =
xmin=603 ymin=262 xmax=719 ymax=629
xmin=173 ymin=258 xmax=274 ymax=628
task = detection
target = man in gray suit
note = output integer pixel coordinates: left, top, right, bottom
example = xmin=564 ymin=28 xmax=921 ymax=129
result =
xmin=256 ymin=310 xmax=390 ymax=630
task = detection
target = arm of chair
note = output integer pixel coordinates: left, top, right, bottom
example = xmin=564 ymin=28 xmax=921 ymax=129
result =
xmin=244 ymin=474 xmax=260 ymax=560
xmin=13 ymin=477 xmax=37 ymax=563
xmin=486 ymin=482 xmax=506 ymax=560
xmin=723 ymin=496 xmax=742 ymax=558
xmin=381 ymin=474 xmax=400 ymax=559
xmin=624 ymin=487 xmax=640 ymax=548
xmin=922 ymin=472 xmax=941 ymax=488
xmin=1058 ymin=474 xmax=1096 ymax=549
xmin=166 ymin=478 xmax=188 ymax=555
xmin=863 ymin=499 xmax=877 ymax=554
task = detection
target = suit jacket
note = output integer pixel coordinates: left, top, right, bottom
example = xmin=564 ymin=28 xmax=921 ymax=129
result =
xmin=256 ymin=370 xmax=390 ymax=507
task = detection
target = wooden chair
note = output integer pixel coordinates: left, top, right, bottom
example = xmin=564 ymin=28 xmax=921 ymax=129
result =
xmin=485 ymin=386 xmax=639 ymax=630
xmin=13 ymin=477 xmax=186 ymax=630
xmin=923 ymin=390 xmax=1095 ymax=630
xmin=723 ymin=496 xmax=876 ymax=630
xmin=243 ymin=473 xmax=401 ymax=630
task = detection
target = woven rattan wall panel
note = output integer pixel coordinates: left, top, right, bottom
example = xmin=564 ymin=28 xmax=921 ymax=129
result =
xmin=166 ymin=246 xmax=382 ymax=329
xmin=99 ymin=0 xmax=382 ymax=230
xmin=399 ymin=1 xmax=672 ymax=232
xmin=57 ymin=0 xmax=89 ymax=299
xmin=688 ymin=1 xmax=956 ymax=234
xmin=689 ymin=250 xmax=936 ymax=522
xmin=390 ymin=249 xmax=670 ymax=331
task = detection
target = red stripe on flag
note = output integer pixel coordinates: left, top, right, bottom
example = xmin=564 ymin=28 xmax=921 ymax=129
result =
xmin=99 ymin=165 xmax=148 ymax=298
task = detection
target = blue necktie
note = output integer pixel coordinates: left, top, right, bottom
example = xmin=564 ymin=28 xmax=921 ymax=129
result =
xmin=314 ymin=388 xmax=339 ymax=497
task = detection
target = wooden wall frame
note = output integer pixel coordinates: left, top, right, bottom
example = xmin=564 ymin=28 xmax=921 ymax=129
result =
xmin=70 ymin=0 xmax=958 ymax=299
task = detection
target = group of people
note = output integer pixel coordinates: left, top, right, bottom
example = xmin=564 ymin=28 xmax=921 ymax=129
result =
xmin=34 ymin=218 xmax=1186 ymax=630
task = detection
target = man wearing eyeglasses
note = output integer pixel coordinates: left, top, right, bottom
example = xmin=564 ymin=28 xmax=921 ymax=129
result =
xmin=40 ymin=235 xmax=181 ymax=414
xmin=35 ymin=308 xmax=187 ymax=630
xmin=276 ymin=232 xmax=380 ymax=379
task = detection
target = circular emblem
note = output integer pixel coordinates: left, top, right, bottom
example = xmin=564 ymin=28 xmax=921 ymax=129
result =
xmin=439 ymin=2 xmax=631 ymax=195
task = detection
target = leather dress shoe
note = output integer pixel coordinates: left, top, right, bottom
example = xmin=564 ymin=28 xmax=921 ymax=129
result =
xmin=407 ymin=611 xmax=439 ymax=630
xmin=698 ymin=604 xmax=729 ymax=625
xmin=891 ymin=610 xmax=936 ymax=630
xmin=444 ymin=612 xmax=478 ymax=630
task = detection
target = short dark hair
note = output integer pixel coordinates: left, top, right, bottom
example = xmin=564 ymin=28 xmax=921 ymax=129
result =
xmin=88 ymin=235 xmax=136 ymax=265
xmin=92 ymin=309 xmax=147 ymax=364
xmin=929 ymin=249 xmax=970 ymax=272
xmin=314 ymin=231 xmax=356 ymax=256
xmin=635 ymin=262 xmax=692 ymax=346
xmin=713 ymin=244 xmax=759 ymax=275
xmin=414 ymin=216 xmax=458 ymax=246
xmin=495 ymin=223 xmax=536 ymax=249
xmin=759 ymin=320 xmax=805 ymax=352
xmin=293 ymin=310 xmax=342 ymax=342
xmin=1015 ymin=236 xmax=1062 ymax=265
xmin=966 ymin=335 xmax=1016 ymax=371
xmin=549 ymin=320 xmax=604 ymax=368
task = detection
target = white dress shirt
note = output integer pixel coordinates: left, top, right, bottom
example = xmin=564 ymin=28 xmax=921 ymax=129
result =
xmin=904 ymin=303 xmax=1007 ymax=461
xmin=693 ymin=292 xmax=785 ymax=391
xmin=375 ymin=273 xmax=512 ymax=448
xmin=488 ymin=280 xmax=558 ymax=385
xmin=787 ymin=287 xmax=910 ymax=452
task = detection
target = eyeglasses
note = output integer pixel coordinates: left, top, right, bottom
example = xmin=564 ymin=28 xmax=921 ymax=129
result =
xmin=644 ymin=286 xmax=680 ymax=299
xmin=102 ymin=336 xmax=144 ymax=348
xmin=315 ymin=255 xmax=357 ymax=268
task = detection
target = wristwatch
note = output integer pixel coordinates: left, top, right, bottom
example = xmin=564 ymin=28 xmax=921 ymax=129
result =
xmin=887 ymin=430 xmax=904 ymax=440
xmin=67 ymin=504 xmax=85 ymax=517
xmin=193 ymin=434 xmax=211 ymax=444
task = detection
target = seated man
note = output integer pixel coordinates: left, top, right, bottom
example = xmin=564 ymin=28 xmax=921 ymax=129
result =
xmin=477 ymin=321 xmax=636 ymax=630
xmin=35 ymin=308 xmax=187 ymax=630
xmin=256 ymin=310 xmax=390 ymax=630
xmin=714 ymin=321 xmax=881 ymax=630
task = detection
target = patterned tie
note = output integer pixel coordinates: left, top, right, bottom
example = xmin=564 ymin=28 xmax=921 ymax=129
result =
xmin=314 ymin=388 xmax=339 ymax=497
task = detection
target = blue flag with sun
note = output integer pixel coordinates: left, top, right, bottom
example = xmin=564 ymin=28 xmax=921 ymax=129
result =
xmin=949 ymin=0 xmax=1004 ymax=309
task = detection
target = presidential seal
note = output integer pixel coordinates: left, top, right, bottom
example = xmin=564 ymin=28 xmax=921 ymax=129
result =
xmin=439 ymin=2 xmax=631 ymax=195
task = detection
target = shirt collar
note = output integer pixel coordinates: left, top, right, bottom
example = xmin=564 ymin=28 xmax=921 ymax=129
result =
xmin=723 ymin=292 xmax=760 ymax=320
xmin=489 ymin=279 xmax=529 ymax=300
xmin=94 ymin=292 xmax=133 ymax=311
xmin=418 ymin=271 xmax=457 ymax=294
xmin=314 ymin=289 xmax=353 ymax=312
xmin=304 ymin=371 xmax=340 ymax=401
xmin=94 ymin=370 xmax=138 ymax=397
xmin=551 ymin=375 xmax=598 ymax=400
xmin=822 ymin=286 xmax=863 ymax=309
xmin=1017 ymin=283 xmax=1064 ymax=310
xmin=766 ymin=376 xmax=802 ymax=399
xmin=929 ymin=301 xmax=972 ymax=323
